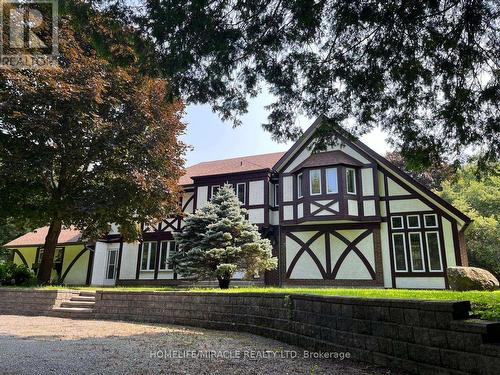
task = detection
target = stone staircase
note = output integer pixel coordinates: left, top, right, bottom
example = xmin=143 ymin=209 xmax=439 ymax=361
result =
xmin=50 ymin=290 xmax=96 ymax=319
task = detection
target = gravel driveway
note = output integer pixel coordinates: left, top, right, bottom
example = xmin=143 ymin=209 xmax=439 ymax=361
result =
xmin=0 ymin=315 xmax=397 ymax=375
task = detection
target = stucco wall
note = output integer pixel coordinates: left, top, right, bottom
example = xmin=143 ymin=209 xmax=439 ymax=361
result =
xmin=13 ymin=244 xmax=89 ymax=285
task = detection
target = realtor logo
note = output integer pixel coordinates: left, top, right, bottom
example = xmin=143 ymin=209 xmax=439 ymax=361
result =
xmin=0 ymin=0 xmax=58 ymax=69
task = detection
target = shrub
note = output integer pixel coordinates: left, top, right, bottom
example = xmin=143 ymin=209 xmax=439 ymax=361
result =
xmin=0 ymin=263 xmax=37 ymax=286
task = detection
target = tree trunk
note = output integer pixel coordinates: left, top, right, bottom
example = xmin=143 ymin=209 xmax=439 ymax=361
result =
xmin=217 ymin=276 xmax=231 ymax=289
xmin=37 ymin=218 xmax=62 ymax=284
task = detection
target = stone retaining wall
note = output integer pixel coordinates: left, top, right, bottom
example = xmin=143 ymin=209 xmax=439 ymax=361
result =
xmin=0 ymin=288 xmax=74 ymax=315
xmin=1 ymin=289 xmax=499 ymax=374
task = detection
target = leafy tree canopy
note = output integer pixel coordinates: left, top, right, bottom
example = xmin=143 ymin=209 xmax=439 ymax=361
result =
xmin=385 ymin=151 xmax=454 ymax=190
xmin=439 ymin=163 xmax=500 ymax=278
xmin=0 ymin=15 xmax=186 ymax=282
xmin=125 ymin=0 xmax=500 ymax=169
xmin=172 ymin=184 xmax=277 ymax=288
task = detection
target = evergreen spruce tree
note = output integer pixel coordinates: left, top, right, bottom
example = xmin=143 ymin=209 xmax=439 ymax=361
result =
xmin=172 ymin=184 xmax=277 ymax=288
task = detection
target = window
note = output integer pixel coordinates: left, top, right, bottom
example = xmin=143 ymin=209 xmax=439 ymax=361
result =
xmin=106 ymin=248 xmax=118 ymax=280
xmin=310 ymin=169 xmax=321 ymax=195
xmin=392 ymin=233 xmax=408 ymax=271
xmin=407 ymin=215 xmax=420 ymax=229
xmin=346 ymin=168 xmax=356 ymax=194
xmin=159 ymin=241 xmax=176 ymax=270
xmin=37 ymin=247 xmax=64 ymax=265
xmin=326 ymin=168 xmax=338 ymax=194
xmin=297 ymin=173 xmax=303 ymax=198
xmin=426 ymin=232 xmax=443 ymax=271
xmin=211 ymin=185 xmax=220 ymax=197
xmin=391 ymin=216 xmax=404 ymax=229
xmin=274 ymin=184 xmax=279 ymax=206
xmin=141 ymin=242 xmax=157 ymax=271
xmin=424 ymin=214 xmax=438 ymax=228
xmin=409 ymin=233 xmax=424 ymax=271
xmin=236 ymin=183 xmax=246 ymax=204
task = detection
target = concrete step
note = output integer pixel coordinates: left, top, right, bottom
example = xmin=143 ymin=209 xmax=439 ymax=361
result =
xmin=78 ymin=291 xmax=97 ymax=297
xmin=52 ymin=307 xmax=94 ymax=313
xmin=61 ymin=301 xmax=95 ymax=308
xmin=70 ymin=296 xmax=96 ymax=302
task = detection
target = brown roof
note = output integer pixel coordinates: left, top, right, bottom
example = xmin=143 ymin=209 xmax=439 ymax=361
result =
xmin=3 ymin=226 xmax=83 ymax=247
xmin=179 ymin=151 xmax=286 ymax=185
xmin=290 ymin=150 xmax=364 ymax=172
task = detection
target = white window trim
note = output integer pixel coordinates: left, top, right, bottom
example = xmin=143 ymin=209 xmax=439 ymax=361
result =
xmin=309 ymin=169 xmax=322 ymax=196
xmin=391 ymin=216 xmax=404 ymax=229
xmin=392 ymin=233 xmax=408 ymax=272
xmin=408 ymin=232 xmax=425 ymax=272
xmin=211 ymin=185 xmax=220 ymax=197
xmin=297 ymin=173 xmax=303 ymax=198
xmin=346 ymin=168 xmax=357 ymax=194
xmin=236 ymin=182 xmax=246 ymax=205
xmin=425 ymin=231 xmax=443 ymax=272
xmin=424 ymin=214 xmax=438 ymax=228
xmin=141 ymin=242 xmax=156 ymax=271
xmin=105 ymin=247 xmax=118 ymax=280
xmin=407 ymin=215 xmax=421 ymax=229
xmin=325 ymin=167 xmax=338 ymax=194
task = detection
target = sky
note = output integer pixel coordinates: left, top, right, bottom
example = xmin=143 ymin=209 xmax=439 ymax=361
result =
xmin=182 ymin=93 xmax=392 ymax=167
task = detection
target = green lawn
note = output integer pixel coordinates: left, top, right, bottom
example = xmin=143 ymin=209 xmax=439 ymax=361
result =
xmin=31 ymin=285 xmax=500 ymax=321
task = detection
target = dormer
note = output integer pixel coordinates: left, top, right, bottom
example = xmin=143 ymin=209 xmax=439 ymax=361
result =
xmin=274 ymin=117 xmax=381 ymax=224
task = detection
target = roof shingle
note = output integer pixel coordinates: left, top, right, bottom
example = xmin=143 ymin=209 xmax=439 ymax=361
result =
xmin=3 ymin=226 xmax=83 ymax=247
xmin=179 ymin=151 xmax=286 ymax=185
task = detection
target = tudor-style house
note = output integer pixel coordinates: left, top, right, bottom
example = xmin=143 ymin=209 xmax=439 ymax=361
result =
xmin=4 ymin=116 xmax=471 ymax=289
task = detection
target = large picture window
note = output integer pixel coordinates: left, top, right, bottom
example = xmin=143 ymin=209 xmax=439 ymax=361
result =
xmin=141 ymin=241 xmax=157 ymax=271
xmin=310 ymin=169 xmax=321 ymax=195
xmin=346 ymin=168 xmax=356 ymax=194
xmin=326 ymin=168 xmax=338 ymax=193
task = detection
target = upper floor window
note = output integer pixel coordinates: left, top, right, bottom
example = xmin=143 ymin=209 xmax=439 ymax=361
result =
xmin=346 ymin=168 xmax=356 ymax=194
xmin=407 ymin=215 xmax=420 ymax=229
xmin=310 ymin=169 xmax=321 ymax=195
xmin=236 ymin=183 xmax=246 ymax=204
xmin=141 ymin=241 xmax=157 ymax=271
xmin=424 ymin=214 xmax=438 ymax=228
xmin=297 ymin=173 xmax=303 ymax=198
xmin=211 ymin=185 xmax=220 ymax=197
xmin=274 ymin=183 xmax=279 ymax=206
xmin=326 ymin=168 xmax=338 ymax=193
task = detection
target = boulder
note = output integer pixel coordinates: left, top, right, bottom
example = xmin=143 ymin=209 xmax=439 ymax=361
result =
xmin=447 ymin=266 xmax=499 ymax=291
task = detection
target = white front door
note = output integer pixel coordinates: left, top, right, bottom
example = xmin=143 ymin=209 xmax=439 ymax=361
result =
xmin=104 ymin=247 xmax=118 ymax=285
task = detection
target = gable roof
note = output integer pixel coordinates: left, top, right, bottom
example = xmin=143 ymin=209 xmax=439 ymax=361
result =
xmin=179 ymin=151 xmax=286 ymax=185
xmin=3 ymin=226 xmax=83 ymax=248
xmin=274 ymin=115 xmax=471 ymax=225
xmin=290 ymin=150 xmax=364 ymax=173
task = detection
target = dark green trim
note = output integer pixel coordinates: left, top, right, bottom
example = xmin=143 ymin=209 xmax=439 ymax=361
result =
xmin=59 ymin=246 xmax=88 ymax=283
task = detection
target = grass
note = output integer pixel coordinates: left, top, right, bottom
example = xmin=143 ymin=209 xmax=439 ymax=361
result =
xmin=19 ymin=285 xmax=500 ymax=321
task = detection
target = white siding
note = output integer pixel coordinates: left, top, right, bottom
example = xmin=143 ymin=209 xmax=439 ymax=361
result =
xmin=282 ymin=176 xmax=293 ymax=202
xmin=249 ymin=180 xmax=264 ymax=205
xmin=248 ymin=208 xmax=265 ymax=224
xmin=348 ymin=199 xmax=358 ymax=215
xmin=363 ymin=200 xmax=376 ymax=216
xmin=442 ymin=218 xmax=457 ymax=268
xmin=283 ymin=205 xmax=294 ymax=221
xmin=387 ymin=178 xmax=411 ymax=196
xmin=389 ymin=199 xmax=431 ymax=213
xmin=396 ymin=277 xmax=445 ymax=289
xmin=361 ymin=168 xmax=374 ymax=196
xmin=196 ymin=186 xmax=208 ymax=209
xmin=119 ymin=242 xmax=139 ymax=279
